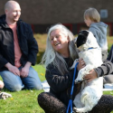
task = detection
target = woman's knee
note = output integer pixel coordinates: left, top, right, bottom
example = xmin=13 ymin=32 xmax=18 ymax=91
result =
xmin=38 ymin=92 xmax=47 ymax=104
xmin=37 ymin=92 xmax=66 ymax=113
xmin=90 ymin=95 xmax=113 ymax=113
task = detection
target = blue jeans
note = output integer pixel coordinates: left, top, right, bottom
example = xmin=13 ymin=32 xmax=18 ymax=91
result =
xmin=0 ymin=67 xmax=43 ymax=91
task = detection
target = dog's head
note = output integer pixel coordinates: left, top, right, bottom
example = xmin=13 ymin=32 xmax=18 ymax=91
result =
xmin=75 ymin=30 xmax=99 ymax=50
xmin=76 ymin=30 xmax=88 ymax=48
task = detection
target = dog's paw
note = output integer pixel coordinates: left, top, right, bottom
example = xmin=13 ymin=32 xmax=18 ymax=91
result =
xmin=73 ymin=107 xmax=78 ymax=112
xmin=73 ymin=107 xmax=81 ymax=113
xmin=73 ymin=107 xmax=86 ymax=113
xmin=0 ymin=92 xmax=12 ymax=100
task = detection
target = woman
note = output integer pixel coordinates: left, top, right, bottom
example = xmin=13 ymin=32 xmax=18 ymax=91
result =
xmin=38 ymin=24 xmax=113 ymax=113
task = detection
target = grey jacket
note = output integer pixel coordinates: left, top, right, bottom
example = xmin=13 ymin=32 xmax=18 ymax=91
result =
xmin=89 ymin=22 xmax=108 ymax=51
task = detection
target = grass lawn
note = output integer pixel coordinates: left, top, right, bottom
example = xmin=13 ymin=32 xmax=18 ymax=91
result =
xmin=0 ymin=65 xmax=45 ymax=113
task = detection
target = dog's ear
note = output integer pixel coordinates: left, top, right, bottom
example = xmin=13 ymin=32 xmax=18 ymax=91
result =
xmin=76 ymin=31 xmax=89 ymax=47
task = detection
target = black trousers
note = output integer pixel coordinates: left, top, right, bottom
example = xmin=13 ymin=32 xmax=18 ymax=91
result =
xmin=38 ymin=92 xmax=113 ymax=113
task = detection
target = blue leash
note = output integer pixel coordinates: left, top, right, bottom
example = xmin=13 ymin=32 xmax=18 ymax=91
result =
xmin=66 ymin=62 xmax=78 ymax=113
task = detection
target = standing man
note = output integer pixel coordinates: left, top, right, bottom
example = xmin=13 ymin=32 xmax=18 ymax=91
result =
xmin=0 ymin=0 xmax=42 ymax=91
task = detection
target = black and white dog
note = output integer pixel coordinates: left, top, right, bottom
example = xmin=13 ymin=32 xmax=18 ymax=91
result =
xmin=72 ymin=30 xmax=103 ymax=113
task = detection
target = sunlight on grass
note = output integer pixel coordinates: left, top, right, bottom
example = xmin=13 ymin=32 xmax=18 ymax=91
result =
xmin=0 ymin=89 xmax=45 ymax=113
xmin=0 ymin=65 xmax=46 ymax=113
xmin=32 ymin=65 xmax=46 ymax=82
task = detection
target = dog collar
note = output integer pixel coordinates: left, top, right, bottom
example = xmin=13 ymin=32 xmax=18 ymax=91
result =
xmin=79 ymin=47 xmax=97 ymax=52
xmin=88 ymin=47 xmax=94 ymax=50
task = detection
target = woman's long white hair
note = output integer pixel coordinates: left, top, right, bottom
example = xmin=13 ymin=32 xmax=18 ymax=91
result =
xmin=41 ymin=24 xmax=78 ymax=75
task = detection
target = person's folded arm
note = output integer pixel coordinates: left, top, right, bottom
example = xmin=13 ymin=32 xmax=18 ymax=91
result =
xmin=46 ymin=64 xmax=74 ymax=93
xmin=94 ymin=60 xmax=113 ymax=77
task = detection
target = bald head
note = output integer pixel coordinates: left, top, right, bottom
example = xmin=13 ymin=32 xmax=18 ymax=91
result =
xmin=5 ymin=0 xmax=21 ymax=24
xmin=4 ymin=0 xmax=20 ymax=11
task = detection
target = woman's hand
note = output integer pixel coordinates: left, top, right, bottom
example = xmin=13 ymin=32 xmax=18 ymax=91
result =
xmin=84 ymin=69 xmax=98 ymax=82
xmin=77 ymin=58 xmax=98 ymax=82
xmin=77 ymin=58 xmax=86 ymax=70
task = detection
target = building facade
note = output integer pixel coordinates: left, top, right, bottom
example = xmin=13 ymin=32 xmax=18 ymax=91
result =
xmin=0 ymin=0 xmax=113 ymax=35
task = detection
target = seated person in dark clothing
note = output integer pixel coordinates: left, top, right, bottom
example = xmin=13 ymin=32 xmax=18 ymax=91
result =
xmin=0 ymin=0 xmax=42 ymax=92
xmin=38 ymin=24 xmax=113 ymax=113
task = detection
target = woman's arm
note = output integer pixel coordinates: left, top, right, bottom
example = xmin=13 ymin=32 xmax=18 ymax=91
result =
xmin=84 ymin=60 xmax=113 ymax=82
xmin=46 ymin=64 xmax=74 ymax=93
xmin=94 ymin=60 xmax=113 ymax=77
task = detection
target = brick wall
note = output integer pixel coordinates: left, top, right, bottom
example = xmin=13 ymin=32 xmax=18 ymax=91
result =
xmin=0 ymin=0 xmax=113 ymax=24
